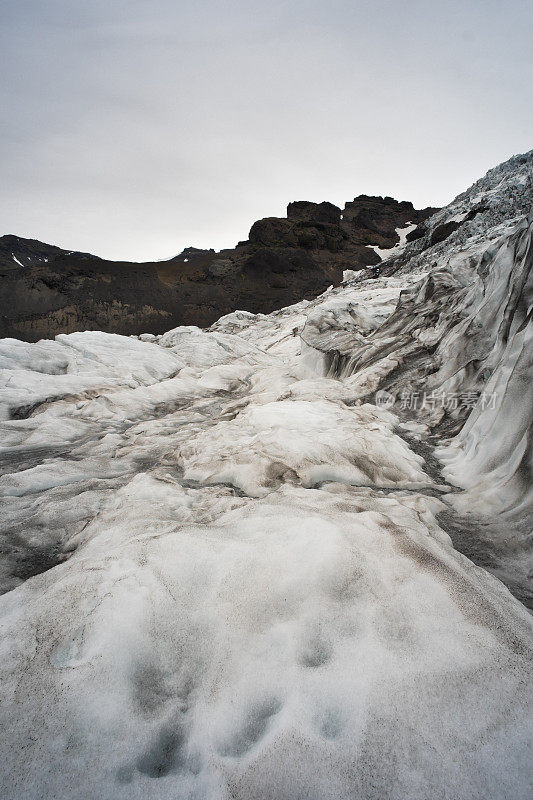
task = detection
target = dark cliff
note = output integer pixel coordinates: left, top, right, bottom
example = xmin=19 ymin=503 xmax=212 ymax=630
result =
xmin=0 ymin=196 xmax=437 ymax=341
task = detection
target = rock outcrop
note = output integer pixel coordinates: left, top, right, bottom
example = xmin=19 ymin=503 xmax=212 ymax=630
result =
xmin=0 ymin=197 xmax=437 ymax=341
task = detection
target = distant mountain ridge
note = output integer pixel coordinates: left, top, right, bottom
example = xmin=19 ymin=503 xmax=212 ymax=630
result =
xmin=0 ymin=234 xmax=99 ymax=271
xmin=0 ymin=195 xmax=437 ymax=341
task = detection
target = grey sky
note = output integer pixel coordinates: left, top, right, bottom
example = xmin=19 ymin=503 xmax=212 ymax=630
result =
xmin=1 ymin=0 xmax=531 ymax=261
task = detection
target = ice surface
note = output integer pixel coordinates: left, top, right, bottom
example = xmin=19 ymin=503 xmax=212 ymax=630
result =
xmin=180 ymin=399 xmax=429 ymax=496
xmin=0 ymin=151 xmax=532 ymax=799
xmin=0 ymin=332 xmax=185 ymax=419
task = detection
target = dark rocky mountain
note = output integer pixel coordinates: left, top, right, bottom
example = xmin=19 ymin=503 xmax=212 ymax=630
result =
xmin=0 ymin=197 xmax=437 ymax=341
xmin=0 ymin=234 xmax=99 ymax=271
xmin=0 ymin=235 xmax=67 ymax=271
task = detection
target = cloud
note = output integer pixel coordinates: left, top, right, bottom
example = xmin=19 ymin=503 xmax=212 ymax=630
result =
xmin=1 ymin=0 xmax=532 ymax=260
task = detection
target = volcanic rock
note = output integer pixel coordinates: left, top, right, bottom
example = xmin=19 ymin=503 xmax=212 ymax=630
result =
xmin=0 ymin=195 xmax=439 ymax=342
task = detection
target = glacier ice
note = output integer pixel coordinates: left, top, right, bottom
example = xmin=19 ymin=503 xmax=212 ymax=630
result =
xmin=0 ymin=151 xmax=532 ymax=799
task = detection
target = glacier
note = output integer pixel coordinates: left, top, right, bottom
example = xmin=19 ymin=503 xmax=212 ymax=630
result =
xmin=0 ymin=152 xmax=532 ymax=799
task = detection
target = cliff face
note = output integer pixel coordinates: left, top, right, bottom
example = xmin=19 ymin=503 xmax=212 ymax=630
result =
xmin=0 ymin=196 xmax=437 ymax=341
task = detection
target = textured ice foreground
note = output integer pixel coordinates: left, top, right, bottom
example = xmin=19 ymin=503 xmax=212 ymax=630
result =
xmin=0 ymin=153 xmax=532 ymax=799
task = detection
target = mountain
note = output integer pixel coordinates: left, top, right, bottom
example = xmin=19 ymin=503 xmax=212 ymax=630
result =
xmin=0 ymin=234 xmax=67 ymax=269
xmin=0 ymin=234 xmax=99 ymax=271
xmin=0 ymin=151 xmax=531 ymax=800
xmin=0 ymin=196 xmax=436 ymax=341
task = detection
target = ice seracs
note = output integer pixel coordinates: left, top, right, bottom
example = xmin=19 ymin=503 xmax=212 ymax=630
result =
xmin=0 ymin=151 xmax=532 ymax=800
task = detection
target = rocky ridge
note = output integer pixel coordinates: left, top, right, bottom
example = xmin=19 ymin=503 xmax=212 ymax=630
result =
xmin=0 ymin=196 xmax=436 ymax=341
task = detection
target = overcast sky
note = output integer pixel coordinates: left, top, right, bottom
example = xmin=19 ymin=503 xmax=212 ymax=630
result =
xmin=1 ymin=0 xmax=531 ymax=261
